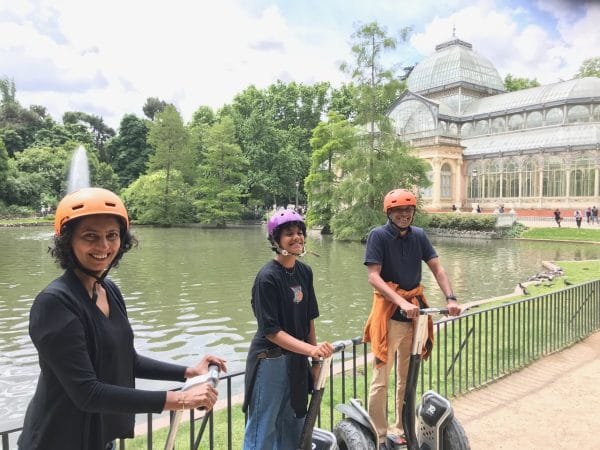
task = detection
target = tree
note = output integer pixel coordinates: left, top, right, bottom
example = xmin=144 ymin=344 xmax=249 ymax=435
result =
xmin=326 ymin=21 xmax=424 ymax=240
xmin=146 ymin=105 xmax=195 ymax=220
xmin=305 ymin=112 xmax=357 ymax=233
xmin=121 ymin=169 xmax=195 ymax=225
xmin=504 ymin=74 xmax=540 ymax=92
xmin=575 ymin=57 xmax=600 ymax=78
xmin=106 ymin=114 xmax=152 ymax=187
xmin=143 ymin=97 xmax=168 ymax=120
xmin=194 ymin=116 xmax=249 ymax=227
xmin=0 ymin=139 xmax=8 ymax=198
xmin=62 ymin=112 xmax=115 ymax=162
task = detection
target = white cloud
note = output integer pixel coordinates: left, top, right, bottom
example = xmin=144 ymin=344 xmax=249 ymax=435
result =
xmin=1 ymin=0 xmax=598 ymax=129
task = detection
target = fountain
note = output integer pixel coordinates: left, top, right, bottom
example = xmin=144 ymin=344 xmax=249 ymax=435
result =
xmin=67 ymin=145 xmax=91 ymax=193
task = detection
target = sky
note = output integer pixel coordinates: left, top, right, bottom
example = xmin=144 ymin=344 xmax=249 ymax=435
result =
xmin=1 ymin=0 xmax=599 ymax=129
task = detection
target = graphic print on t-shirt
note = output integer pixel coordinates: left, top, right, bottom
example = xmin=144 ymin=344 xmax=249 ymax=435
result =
xmin=291 ymin=285 xmax=303 ymax=303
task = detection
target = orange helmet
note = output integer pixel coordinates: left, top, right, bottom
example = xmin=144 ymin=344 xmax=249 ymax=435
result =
xmin=383 ymin=189 xmax=417 ymax=213
xmin=54 ymin=187 xmax=129 ymax=235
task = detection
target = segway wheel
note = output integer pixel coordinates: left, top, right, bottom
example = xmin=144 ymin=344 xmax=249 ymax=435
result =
xmin=334 ymin=419 xmax=376 ymax=450
xmin=442 ymin=417 xmax=470 ymax=450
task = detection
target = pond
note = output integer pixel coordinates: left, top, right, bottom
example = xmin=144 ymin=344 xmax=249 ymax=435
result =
xmin=1 ymin=225 xmax=598 ymax=426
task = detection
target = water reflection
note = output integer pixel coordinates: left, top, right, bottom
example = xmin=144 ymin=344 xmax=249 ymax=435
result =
xmin=1 ymin=225 xmax=598 ymax=425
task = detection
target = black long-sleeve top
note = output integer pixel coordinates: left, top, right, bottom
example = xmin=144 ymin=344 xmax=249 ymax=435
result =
xmin=18 ymin=269 xmax=187 ymax=450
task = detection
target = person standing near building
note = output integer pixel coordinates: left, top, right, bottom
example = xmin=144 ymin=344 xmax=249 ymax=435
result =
xmin=574 ymin=210 xmax=583 ymax=229
xmin=243 ymin=209 xmax=333 ymax=450
xmin=553 ymin=209 xmax=562 ymax=227
xmin=592 ymin=206 xmax=598 ymax=224
xmin=18 ymin=188 xmax=227 ymax=450
xmin=362 ymin=189 xmax=461 ymax=449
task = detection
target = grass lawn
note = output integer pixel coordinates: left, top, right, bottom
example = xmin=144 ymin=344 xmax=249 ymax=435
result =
xmin=520 ymin=226 xmax=600 ymax=242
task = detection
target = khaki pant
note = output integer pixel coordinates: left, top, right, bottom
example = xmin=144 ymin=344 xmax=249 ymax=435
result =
xmin=367 ymin=319 xmax=413 ymax=443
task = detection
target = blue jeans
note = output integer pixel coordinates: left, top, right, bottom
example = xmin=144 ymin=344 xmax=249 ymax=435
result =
xmin=243 ymin=354 xmax=304 ymax=450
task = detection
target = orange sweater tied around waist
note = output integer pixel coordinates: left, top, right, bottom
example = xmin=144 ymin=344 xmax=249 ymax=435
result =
xmin=363 ymin=282 xmax=434 ymax=366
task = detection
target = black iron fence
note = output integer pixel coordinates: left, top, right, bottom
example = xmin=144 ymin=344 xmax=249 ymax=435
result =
xmin=3 ymin=280 xmax=599 ymax=449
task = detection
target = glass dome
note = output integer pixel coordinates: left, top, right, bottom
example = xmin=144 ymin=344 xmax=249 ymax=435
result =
xmin=407 ymin=38 xmax=505 ymax=94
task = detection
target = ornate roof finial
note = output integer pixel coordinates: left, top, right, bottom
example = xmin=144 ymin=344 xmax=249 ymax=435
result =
xmin=452 ymin=24 xmax=456 ymax=38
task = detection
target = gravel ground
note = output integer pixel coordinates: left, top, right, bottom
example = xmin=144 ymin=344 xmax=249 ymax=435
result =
xmin=452 ymin=330 xmax=600 ymax=450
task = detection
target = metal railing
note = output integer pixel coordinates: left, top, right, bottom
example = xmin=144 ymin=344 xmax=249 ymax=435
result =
xmin=3 ymin=280 xmax=599 ymax=449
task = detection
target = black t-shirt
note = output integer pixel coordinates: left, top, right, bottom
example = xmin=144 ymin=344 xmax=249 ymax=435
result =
xmin=18 ymin=269 xmax=187 ymax=450
xmin=243 ymin=259 xmax=319 ymax=417
xmin=364 ymin=223 xmax=437 ymax=321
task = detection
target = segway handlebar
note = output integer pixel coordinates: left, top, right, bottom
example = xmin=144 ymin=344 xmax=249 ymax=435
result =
xmin=419 ymin=307 xmax=449 ymax=315
xmin=331 ymin=339 xmax=355 ymax=353
xmin=181 ymin=364 xmax=220 ymax=391
xmin=164 ymin=364 xmax=221 ymax=450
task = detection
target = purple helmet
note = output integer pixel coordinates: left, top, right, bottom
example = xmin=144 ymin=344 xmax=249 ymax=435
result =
xmin=267 ymin=209 xmax=305 ymax=237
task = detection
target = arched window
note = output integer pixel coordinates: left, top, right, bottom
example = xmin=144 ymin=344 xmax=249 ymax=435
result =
xmin=593 ymin=105 xmax=600 ymax=121
xmin=522 ymin=160 xmax=536 ymax=197
xmin=570 ymin=157 xmax=595 ymax=197
xmin=468 ymin=164 xmax=481 ymax=199
xmin=567 ymin=105 xmax=589 ymax=124
xmin=527 ymin=111 xmax=543 ymax=129
xmin=474 ymin=120 xmax=489 ymax=136
xmin=440 ymin=163 xmax=452 ymax=198
xmin=545 ymin=108 xmax=563 ymax=126
xmin=503 ymin=161 xmax=519 ymax=198
xmin=491 ymin=117 xmax=505 ymax=134
xmin=508 ymin=114 xmax=524 ymax=131
xmin=448 ymin=123 xmax=458 ymax=136
xmin=389 ymin=99 xmax=435 ymax=135
xmin=460 ymin=122 xmax=473 ymax=137
xmin=542 ymin=157 xmax=565 ymax=197
xmin=421 ymin=166 xmax=433 ymax=198
xmin=486 ymin=162 xmax=501 ymax=198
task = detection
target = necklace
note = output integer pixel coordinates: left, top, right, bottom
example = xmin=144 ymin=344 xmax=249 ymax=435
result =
xmin=282 ymin=263 xmax=296 ymax=276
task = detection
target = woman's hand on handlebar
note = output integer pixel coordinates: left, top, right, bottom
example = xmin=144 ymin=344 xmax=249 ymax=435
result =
xmin=185 ymin=355 xmax=227 ymax=379
xmin=165 ymin=383 xmax=218 ymax=412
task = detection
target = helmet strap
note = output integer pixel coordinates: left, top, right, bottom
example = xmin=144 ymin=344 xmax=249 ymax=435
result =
xmin=73 ymin=255 xmax=117 ymax=303
xmin=275 ymin=243 xmax=306 ymax=257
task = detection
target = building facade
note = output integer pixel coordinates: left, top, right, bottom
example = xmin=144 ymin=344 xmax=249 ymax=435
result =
xmin=388 ymin=36 xmax=600 ymax=212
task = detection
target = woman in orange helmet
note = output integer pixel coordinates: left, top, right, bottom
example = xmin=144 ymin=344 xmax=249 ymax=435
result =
xmin=18 ymin=188 xmax=226 ymax=450
xmin=362 ymin=189 xmax=461 ymax=449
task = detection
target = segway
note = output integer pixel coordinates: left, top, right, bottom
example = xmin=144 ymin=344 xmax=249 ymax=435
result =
xmin=297 ymin=339 xmax=355 ymax=450
xmin=164 ymin=364 xmax=220 ymax=450
xmin=334 ymin=308 xmax=470 ymax=450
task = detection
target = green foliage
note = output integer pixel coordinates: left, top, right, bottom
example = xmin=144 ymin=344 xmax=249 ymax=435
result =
xmin=426 ymin=213 xmax=497 ymax=231
xmin=305 ymin=112 xmax=357 ymax=232
xmin=142 ymin=97 xmax=168 ymax=120
xmin=319 ymin=21 xmax=426 ymax=241
xmin=503 ymin=74 xmax=540 ymax=92
xmin=121 ymin=170 xmax=195 ymax=225
xmin=106 ymin=114 xmax=152 ymax=187
xmin=147 ymin=105 xmax=195 ymax=184
xmin=62 ymin=111 xmax=115 ymax=162
xmin=575 ymin=57 xmax=600 ymax=78
xmin=194 ymin=117 xmax=249 ymax=227
xmin=227 ymin=81 xmax=330 ymax=207
xmin=0 ymin=139 xmax=8 ymax=194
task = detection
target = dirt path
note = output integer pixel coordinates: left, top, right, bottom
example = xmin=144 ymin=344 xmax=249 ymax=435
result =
xmin=452 ymin=331 xmax=600 ymax=450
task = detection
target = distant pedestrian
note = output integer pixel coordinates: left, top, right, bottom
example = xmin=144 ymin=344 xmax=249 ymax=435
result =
xmin=476 ymin=204 xmax=481 ymax=213
xmin=586 ymin=207 xmax=592 ymax=224
xmin=592 ymin=206 xmax=598 ymax=224
xmin=553 ymin=209 xmax=562 ymax=227
xmin=574 ymin=210 xmax=582 ymax=229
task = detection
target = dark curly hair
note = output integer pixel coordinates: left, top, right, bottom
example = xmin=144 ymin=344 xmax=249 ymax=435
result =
xmin=268 ymin=220 xmax=306 ymax=252
xmin=49 ymin=216 xmax=137 ymax=270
